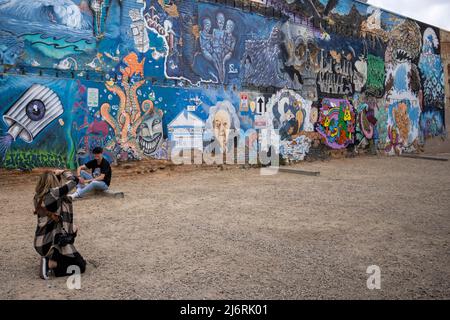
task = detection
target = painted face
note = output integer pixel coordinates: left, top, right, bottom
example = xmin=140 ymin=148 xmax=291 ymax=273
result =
xmin=137 ymin=111 xmax=163 ymax=156
xmin=225 ymin=20 xmax=234 ymax=34
xmin=217 ymin=13 xmax=225 ymax=30
xmin=213 ymin=109 xmax=230 ymax=150
xmin=203 ymin=18 xmax=211 ymax=33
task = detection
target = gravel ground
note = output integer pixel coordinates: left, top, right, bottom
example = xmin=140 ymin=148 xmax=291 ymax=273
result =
xmin=0 ymin=155 xmax=449 ymax=299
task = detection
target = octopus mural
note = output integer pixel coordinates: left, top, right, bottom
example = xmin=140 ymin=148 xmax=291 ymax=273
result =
xmin=100 ymin=52 xmax=158 ymax=161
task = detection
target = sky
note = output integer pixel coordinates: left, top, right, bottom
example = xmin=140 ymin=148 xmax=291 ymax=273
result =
xmin=367 ymin=0 xmax=450 ymax=31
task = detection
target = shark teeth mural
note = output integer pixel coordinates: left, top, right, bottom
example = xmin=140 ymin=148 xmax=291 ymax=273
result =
xmin=395 ymin=49 xmax=414 ymax=63
xmin=138 ymin=133 xmax=162 ymax=155
xmin=136 ymin=110 xmax=163 ymax=156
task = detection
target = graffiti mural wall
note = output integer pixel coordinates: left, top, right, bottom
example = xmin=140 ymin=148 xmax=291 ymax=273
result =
xmin=317 ymin=98 xmax=356 ymax=149
xmin=0 ymin=0 xmax=447 ymax=169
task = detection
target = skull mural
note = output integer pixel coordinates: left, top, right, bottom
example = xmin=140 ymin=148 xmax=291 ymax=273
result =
xmin=136 ymin=107 xmax=164 ymax=157
xmin=281 ymin=21 xmax=320 ymax=100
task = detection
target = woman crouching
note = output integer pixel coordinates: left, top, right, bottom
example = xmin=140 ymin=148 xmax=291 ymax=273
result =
xmin=33 ymin=169 xmax=86 ymax=279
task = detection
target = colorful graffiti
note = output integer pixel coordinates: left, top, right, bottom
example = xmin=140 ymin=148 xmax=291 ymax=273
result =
xmin=0 ymin=0 xmax=447 ymax=169
xmin=1 ymin=85 xmax=64 ymax=150
xmin=317 ymin=99 xmax=356 ymax=149
xmin=356 ymin=103 xmax=376 ymax=141
xmin=419 ymin=27 xmax=445 ymax=110
xmin=91 ymin=0 xmax=112 ymax=38
xmin=386 ymin=100 xmax=421 ymax=154
xmin=280 ymin=135 xmax=312 ymax=162
xmin=3 ymin=150 xmax=67 ymax=170
xmin=317 ymin=48 xmax=355 ymax=96
xmin=420 ymin=110 xmax=445 ymax=139
xmin=267 ymin=89 xmax=314 ymax=139
xmin=375 ymin=102 xmax=389 ymax=150
xmin=366 ymin=54 xmax=385 ymax=98
xmin=384 ymin=20 xmax=422 ymax=99
xmin=0 ymin=0 xmax=121 ymax=71
xmin=0 ymin=75 xmax=78 ymax=169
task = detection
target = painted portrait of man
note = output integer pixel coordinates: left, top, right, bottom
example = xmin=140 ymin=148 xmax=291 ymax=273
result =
xmin=205 ymin=100 xmax=240 ymax=153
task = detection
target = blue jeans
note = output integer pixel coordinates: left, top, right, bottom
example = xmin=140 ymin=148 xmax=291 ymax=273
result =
xmin=76 ymin=171 xmax=109 ymax=197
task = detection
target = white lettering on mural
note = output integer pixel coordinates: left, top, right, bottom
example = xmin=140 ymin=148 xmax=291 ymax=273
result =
xmin=318 ymin=50 xmax=354 ymax=95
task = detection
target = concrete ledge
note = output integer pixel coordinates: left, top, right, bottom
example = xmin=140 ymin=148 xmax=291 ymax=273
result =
xmin=95 ymin=189 xmax=125 ymax=198
xmin=400 ymin=154 xmax=449 ymax=162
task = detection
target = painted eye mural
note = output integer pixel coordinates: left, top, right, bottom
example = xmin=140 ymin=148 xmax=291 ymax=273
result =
xmin=1 ymin=85 xmax=64 ymax=158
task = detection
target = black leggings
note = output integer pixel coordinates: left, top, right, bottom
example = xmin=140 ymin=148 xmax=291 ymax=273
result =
xmin=51 ymin=250 xmax=87 ymax=277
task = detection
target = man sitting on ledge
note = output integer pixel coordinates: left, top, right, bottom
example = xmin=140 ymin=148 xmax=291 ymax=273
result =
xmin=70 ymin=147 xmax=112 ymax=200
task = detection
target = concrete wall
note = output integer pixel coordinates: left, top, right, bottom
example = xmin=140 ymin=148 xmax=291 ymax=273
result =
xmin=441 ymin=29 xmax=450 ymax=126
xmin=423 ymin=29 xmax=450 ymax=154
xmin=0 ymin=0 xmax=448 ymax=169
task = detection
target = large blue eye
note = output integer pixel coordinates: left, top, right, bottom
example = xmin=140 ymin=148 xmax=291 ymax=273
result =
xmin=26 ymin=100 xmax=46 ymax=121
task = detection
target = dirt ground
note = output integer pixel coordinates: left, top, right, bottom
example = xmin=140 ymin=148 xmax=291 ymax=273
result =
xmin=0 ymin=155 xmax=449 ymax=300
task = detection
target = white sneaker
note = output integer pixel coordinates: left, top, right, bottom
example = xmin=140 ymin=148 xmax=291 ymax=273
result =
xmin=68 ymin=193 xmax=79 ymax=201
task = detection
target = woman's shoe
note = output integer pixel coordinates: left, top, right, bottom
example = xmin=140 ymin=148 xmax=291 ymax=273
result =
xmin=39 ymin=257 xmax=49 ymax=280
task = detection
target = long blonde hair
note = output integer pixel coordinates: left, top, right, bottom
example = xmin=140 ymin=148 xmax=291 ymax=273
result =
xmin=34 ymin=171 xmax=61 ymax=210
